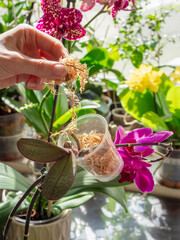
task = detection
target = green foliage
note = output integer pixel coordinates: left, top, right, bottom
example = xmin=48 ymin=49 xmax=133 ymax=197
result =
xmin=114 ymin=0 xmax=176 ymax=67
xmin=118 ymin=73 xmax=180 ymax=143
xmin=0 ymin=163 xmax=31 ymax=192
xmin=0 ymin=0 xmax=35 ymax=33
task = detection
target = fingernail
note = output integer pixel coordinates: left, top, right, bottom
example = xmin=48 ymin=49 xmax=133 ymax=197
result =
xmin=27 ymin=80 xmax=36 ymax=89
xmin=53 ymin=65 xmax=67 ymax=77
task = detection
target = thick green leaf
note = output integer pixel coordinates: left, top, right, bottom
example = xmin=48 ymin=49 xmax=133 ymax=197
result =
xmin=166 ymin=86 xmax=180 ymax=118
xmin=68 ymin=169 xmax=128 ymax=211
xmin=78 ymin=99 xmax=100 ymax=109
xmin=118 ymin=87 xmax=155 ymax=121
xmin=141 ymin=111 xmax=169 ymax=131
xmin=53 ymin=107 xmax=96 ymax=130
xmin=70 ymin=168 xmax=127 ymax=190
xmin=17 ymin=138 xmax=70 ymax=163
xmin=97 ymin=186 xmax=127 ymax=212
xmin=0 ymin=163 xmax=31 ymax=192
xmin=42 ymin=153 xmax=77 ymax=200
xmin=155 ymin=90 xmax=172 ymax=121
xmin=55 ymin=86 xmax=68 ymax=121
xmin=0 ymin=195 xmax=29 ymax=230
xmin=106 ymin=69 xmax=125 ymax=82
xmin=51 ymin=192 xmax=94 ymax=215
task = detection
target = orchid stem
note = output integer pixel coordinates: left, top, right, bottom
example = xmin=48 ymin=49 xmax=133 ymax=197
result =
xmin=84 ymin=5 xmax=107 ymax=29
xmin=24 ymin=187 xmax=42 ymax=240
xmin=3 ymin=176 xmax=45 ymax=240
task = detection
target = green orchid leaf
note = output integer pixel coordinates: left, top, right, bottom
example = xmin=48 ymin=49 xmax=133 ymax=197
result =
xmin=141 ymin=111 xmax=169 ymax=131
xmin=42 ymin=153 xmax=77 ymax=200
xmin=97 ymin=186 xmax=127 ymax=212
xmin=0 ymin=163 xmax=31 ymax=192
xmin=68 ymin=168 xmax=128 ymax=211
xmin=78 ymin=99 xmax=100 ymax=109
xmin=0 ymin=195 xmax=29 ymax=230
xmin=55 ymin=86 xmax=68 ymax=121
xmin=17 ymin=138 xmax=70 ymax=163
xmin=155 ymin=90 xmax=172 ymax=121
xmin=51 ymin=192 xmax=94 ymax=215
xmin=53 ymin=108 xmax=96 ymax=130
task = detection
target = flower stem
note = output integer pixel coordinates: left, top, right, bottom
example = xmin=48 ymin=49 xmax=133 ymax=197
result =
xmin=84 ymin=5 xmax=107 ymax=29
xmin=24 ymin=187 xmax=42 ymax=240
xmin=39 ymin=88 xmax=51 ymax=135
xmin=3 ymin=176 xmax=45 ymax=240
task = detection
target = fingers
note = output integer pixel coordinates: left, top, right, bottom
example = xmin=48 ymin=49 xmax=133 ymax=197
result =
xmin=26 ymin=75 xmax=46 ymax=91
xmin=15 ymin=54 xmax=68 ymax=80
xmin=0 ymin=74 xmax=28 ymax=89
xmin=0 ymin=74 xmax=46 ymax=91
xmin=15 ymin=24 xmax=69 ymax=60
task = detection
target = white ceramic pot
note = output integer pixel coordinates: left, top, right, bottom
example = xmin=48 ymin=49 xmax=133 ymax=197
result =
xmin=7 ymin=209 xmax=72 ymax=240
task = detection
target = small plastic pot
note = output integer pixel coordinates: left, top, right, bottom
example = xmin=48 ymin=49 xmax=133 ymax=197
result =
xmin=59 ymin=114 xmax=124 ymax=182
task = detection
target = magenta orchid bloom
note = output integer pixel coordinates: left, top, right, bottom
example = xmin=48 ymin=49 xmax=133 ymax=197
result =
xmin=80 ymin=0 xmax=136 ymax=19
xmin=114 ymin=126 xmax=173 ymax=158
xmin=119 ymin=152 xmax=154 ymax=193
xmin=37 ymin=0 xmax=86 ymax=40
xmin=115 ymin=126 xmax=173 ymax=193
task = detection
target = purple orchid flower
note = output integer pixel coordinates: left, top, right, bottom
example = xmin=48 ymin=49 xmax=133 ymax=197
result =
xmin=37 ymin=0 xmax=86 ymax=40
xmin=118 ymin=152 xmax=154 ymax=193
xmin=115 ymin=126 xmax=173 ymax=193
xmin=114 ymin=126 xmax=173 ymax=158
xmin=80 ymin=0 xmax=136 ymax=19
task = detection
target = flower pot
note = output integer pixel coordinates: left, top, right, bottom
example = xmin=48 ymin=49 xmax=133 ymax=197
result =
xmin=7 ymin=209 xmax=72 ymax=240
xmin=0 ymin=112 xmax=25 ymax=161
xmin=0 ymin=112 xmax=25 ymax=136
xmin=59 ymin=114 xmax=124 ymax=182
xmin=112 ymin=108 xmax=143 ymax=130
xmin=157 ymin=147 xmax=180 ymax=188
xmin=0 ymin=130 xmax=25 ymax=161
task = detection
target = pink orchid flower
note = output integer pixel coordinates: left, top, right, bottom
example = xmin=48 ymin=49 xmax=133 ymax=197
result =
xmin=119 ymin=152 xmax=154 ymax=193
xmin=80 ymin=0 xmax=136 ymax=19
xmin=114 ymin=126 xmax=173 ymax=158
xmin=115 ymin=126 xmax=173 ymax=193
xmin=37 ymin=0 xmax=86 ymax=40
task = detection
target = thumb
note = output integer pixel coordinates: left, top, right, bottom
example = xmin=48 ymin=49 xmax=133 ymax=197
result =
xmin=17 ymin=55 xmax=68 ymax=80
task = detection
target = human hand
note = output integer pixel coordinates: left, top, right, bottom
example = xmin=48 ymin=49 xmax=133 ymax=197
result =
xmin=0 ymin=24 xmax=69 ymax=90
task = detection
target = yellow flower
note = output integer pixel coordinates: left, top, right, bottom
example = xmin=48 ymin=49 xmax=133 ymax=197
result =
xmin=170 ymin=67 xmax=180 ymax=83
xmin=126 ymin=64 xmax=163 ymax=93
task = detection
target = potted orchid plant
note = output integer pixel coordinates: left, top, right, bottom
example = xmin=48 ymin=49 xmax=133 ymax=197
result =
xmin=118 ymin=64 xmax=180 ymax=188
xmin=0 ymin=0 xmax=174 ymax=240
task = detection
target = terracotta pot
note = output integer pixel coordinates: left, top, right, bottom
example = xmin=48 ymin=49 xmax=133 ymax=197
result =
xmin=7 ymin=209 xmax=72 ymax=240
xmin=157 ymin=147 xmax=180 ymax=188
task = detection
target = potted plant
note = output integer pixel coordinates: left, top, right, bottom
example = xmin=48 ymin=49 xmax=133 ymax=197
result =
xmin=118 ymin=64 xmax=180 ymax=188
xmin=0 ymin=113 xmax=173 ymax=240
xmin=0 ymin=87 xmax=25 ymax=161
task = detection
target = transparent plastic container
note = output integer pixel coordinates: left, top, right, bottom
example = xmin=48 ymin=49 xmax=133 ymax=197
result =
xmin=59 ymin=114 xmax=124 ymax=182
